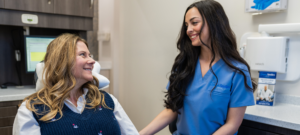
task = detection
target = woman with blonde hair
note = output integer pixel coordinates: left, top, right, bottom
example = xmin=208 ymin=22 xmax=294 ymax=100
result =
xmin=13 ymin=33 xmax=138 ymax=135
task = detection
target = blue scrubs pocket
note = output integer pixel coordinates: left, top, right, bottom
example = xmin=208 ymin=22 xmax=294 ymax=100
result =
xmin=208 ymin=82 xmax=231 ymax=96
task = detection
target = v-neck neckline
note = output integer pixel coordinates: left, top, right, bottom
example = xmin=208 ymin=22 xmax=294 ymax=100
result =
xmin=198 ymin=58 xmax=222 ymax=80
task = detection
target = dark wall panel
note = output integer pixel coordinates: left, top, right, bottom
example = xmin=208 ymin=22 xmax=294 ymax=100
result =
xmin=54 ymin=0 xmax=93 ymax=17
xmin=0 ymin=0 xmax=4 ymax=8
xmin=0 ymin=26 xmax=84 ymax=87
xmin=0 ymin=9 xmax=93 ymax=31
xmin=0 ymin=25 xmax=24 ymax=86
xmin=5 ymin=0 xmax=53 ymax=13
xmin=0 ymin=126 xmax=12 ymax=135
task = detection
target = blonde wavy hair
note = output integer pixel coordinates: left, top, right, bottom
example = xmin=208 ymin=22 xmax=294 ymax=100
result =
xmin=23 ymin=33 xmax=110 ymax=122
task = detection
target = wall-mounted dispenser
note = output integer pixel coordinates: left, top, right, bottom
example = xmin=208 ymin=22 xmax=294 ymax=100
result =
xmin=245 ymin=37 xmax=288 ymax=73
xmin=245 ymin=0 xmax=288 ymax=15
xmin=240 ymin=23 xmax=300 ymax=81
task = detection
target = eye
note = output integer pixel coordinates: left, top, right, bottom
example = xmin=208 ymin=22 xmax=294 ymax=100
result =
xmin=80 ymin=53 xmax=85 ymax=57
xmin=185 ymin=23 xmax=188 ymax=27
xmin=192 ymin=22 xmax=198 ymax=25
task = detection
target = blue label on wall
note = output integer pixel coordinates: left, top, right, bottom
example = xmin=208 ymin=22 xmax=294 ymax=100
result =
xmin=259 ymin=71 xmax=277 ymax=79
xmin=251 ymin=0 xmax=280 ymax=10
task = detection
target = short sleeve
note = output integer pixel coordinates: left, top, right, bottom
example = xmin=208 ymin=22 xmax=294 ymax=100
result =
xmin=229 ymin=69 xmax=255 ymax=108
xmin=166 ymin=82 xmax=170 ymax=90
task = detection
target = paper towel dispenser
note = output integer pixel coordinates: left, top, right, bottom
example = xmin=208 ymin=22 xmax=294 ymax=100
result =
xmin=241 ymin=23 xmax=300 ymax=81
xmin=244 ymin=37 xmax=289 ymax=73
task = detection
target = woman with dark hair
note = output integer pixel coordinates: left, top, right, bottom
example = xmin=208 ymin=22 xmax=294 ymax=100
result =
xmin=139 ymin=0 xmax=256 ymax=135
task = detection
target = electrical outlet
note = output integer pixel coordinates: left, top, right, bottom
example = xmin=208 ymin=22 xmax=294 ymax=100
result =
xmin=21 ymin=14 xmax=38 ymax=24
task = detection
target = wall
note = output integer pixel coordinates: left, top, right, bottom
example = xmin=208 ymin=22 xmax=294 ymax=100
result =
xmin=87 ymin=0 xmax=99 ymax=61
xmin=99 ymin=0 xmax=300 ymax=134
xmin=98 ymin=0 xmax=120 ymax=98
xmin=117 ymin=0 xmax=194 ymax=134
xmin=216 ymin=0 xmax=300 ymax=95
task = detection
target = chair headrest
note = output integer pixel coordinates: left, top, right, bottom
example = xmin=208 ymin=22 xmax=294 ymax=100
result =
xmin=35 ymin=61 xmax=110 ymax=91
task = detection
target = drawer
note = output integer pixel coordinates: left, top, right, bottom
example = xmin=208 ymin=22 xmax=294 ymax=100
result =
xmin=0 ymin=117 xmax=15 ymax=127
xmin=0 ymin=101 xmax=22 ymax=107
xmin=0 ymin=126 xmax=12 ymax=135
xmin=238 ymin=126 xmax=279 ymax=135
xmin=0 ymin=106 xmax=18 ymax=117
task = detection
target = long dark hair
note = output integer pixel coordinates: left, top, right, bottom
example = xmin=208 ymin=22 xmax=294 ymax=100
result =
xmin=164 ymin=0 xmax=257 ymax=113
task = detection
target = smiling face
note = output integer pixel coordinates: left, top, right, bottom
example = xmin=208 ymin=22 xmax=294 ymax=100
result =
xmin=185 ymin=7 xmax=210 ymax=46
xmin=264 ymin=85 xmax=267 ymax=91
xmin=72 ymin=41 xmax=95 ymax=84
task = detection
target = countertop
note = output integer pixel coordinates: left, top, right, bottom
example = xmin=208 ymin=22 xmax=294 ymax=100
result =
xmin=0 ymin=86 xmax=36 ymax=102
xmin=244 ymin=94 xmax=300 ymax=131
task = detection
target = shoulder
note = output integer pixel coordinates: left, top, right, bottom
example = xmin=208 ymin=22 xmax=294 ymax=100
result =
xmin=108 ymin=93 xmax=119 ymax=110
xmin=228 ymin=59 xmax=249 ymax=72
xmin=99 ymin=90 xmax=113 ymax=100
xmin=99 ymin=90 xmax=116 ymax=109
xmin=18 ymin=101 xmax=29 ymax=111
xmin=16 ymin=100 xmax=36 ymax=119
xmin=14 ymin=101 xmax=40 ymax=135
xmin=19 ymin=100 xmax=45 ymax=112
xmin=225 ymin=59 xmax=251 ymax=79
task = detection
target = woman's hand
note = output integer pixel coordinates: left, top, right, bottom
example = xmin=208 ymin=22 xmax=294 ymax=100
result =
xmin=139 ymin=108 xmax=177 ymax=135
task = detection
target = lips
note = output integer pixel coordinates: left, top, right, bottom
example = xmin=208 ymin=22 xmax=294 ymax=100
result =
xmin=83 ymin=68 xmax=92 ymax=71
xmin=189 ymin=34 xmax=198 ymax=41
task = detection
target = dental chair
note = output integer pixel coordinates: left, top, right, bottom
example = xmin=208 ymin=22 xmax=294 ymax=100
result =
xmin=34 ymin=61 xmax=110 ymax=91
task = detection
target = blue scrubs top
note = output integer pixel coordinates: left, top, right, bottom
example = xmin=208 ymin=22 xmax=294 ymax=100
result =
xmin=167 ymin=59 xmax=254 ymax=135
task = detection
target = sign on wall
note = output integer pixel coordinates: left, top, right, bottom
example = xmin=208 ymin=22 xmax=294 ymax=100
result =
xmin=245 ymin=0 xmax=288 ymax=13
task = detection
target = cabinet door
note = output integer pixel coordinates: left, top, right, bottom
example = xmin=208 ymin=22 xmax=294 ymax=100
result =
xmin=0 ymin=127 xmax=12 ymax=135
xmin=238 ymin=126 xmax=280 ymax=135
xmin=0 ymin=0 xmax=4 ymax=8
xmin=4 ymin=0 xmax=53 ymax=13
xmin=0 ymin=117 xmax=15 ymax=127
xmin=54 ymin=0 xmax=93 ymax=17
xmin=0 ymin=106 xmax=18 ymax=117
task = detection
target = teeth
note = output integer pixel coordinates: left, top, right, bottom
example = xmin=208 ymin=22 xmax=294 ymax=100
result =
xmin=84 ymin=69 xmax=91 ymax=71
xmin=191 ymin=35 xmax=196 ymax=38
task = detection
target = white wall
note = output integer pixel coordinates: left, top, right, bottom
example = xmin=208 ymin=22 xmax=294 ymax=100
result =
xmin=99 ymin=0 xmax=300 ymax=134
xmin=98 ymin=0 xmax=114 ymax=62
xmin=216 ymin=0 xmax=300 ymax=95
xmin=98 ymin=0 xmax=120 ymax=98
xmin=117 ymin=1 xmax=194 ymax=134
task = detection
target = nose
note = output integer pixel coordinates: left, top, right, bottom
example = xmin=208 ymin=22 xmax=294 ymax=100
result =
xmin=187 ymin=25 xmax=193 ymax=34
xmin=88 ymin=57 xmax=95 ymax=65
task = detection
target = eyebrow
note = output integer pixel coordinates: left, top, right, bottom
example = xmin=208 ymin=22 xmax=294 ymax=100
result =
xmin=78 ymin=51 xmax=90 ymax=55
xmin=185 ymin=17 xmax=199 ymax=24
xmin=190 ymin=17 xmax=198 ymax=22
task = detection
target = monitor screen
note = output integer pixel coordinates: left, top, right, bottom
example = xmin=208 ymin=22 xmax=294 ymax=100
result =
xmin=24 ymin=36 xmax=55 ymax=73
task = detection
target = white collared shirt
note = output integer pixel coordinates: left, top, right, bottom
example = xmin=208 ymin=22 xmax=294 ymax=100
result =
xmin=259 ymin=89 xmax=273 ymax=101
xmin=13 ymin=89 xmax=139 ymax=135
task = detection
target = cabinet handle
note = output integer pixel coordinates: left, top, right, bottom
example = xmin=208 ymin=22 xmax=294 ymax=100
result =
xmin=48 ymin=0 xmax=51 ymax=4
xmin=90 ymin=0 xmax=94 ymax=9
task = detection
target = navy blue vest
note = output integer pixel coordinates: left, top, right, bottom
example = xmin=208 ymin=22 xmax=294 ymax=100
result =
xmin=32 ymin=90 xmax=121 ymax=135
